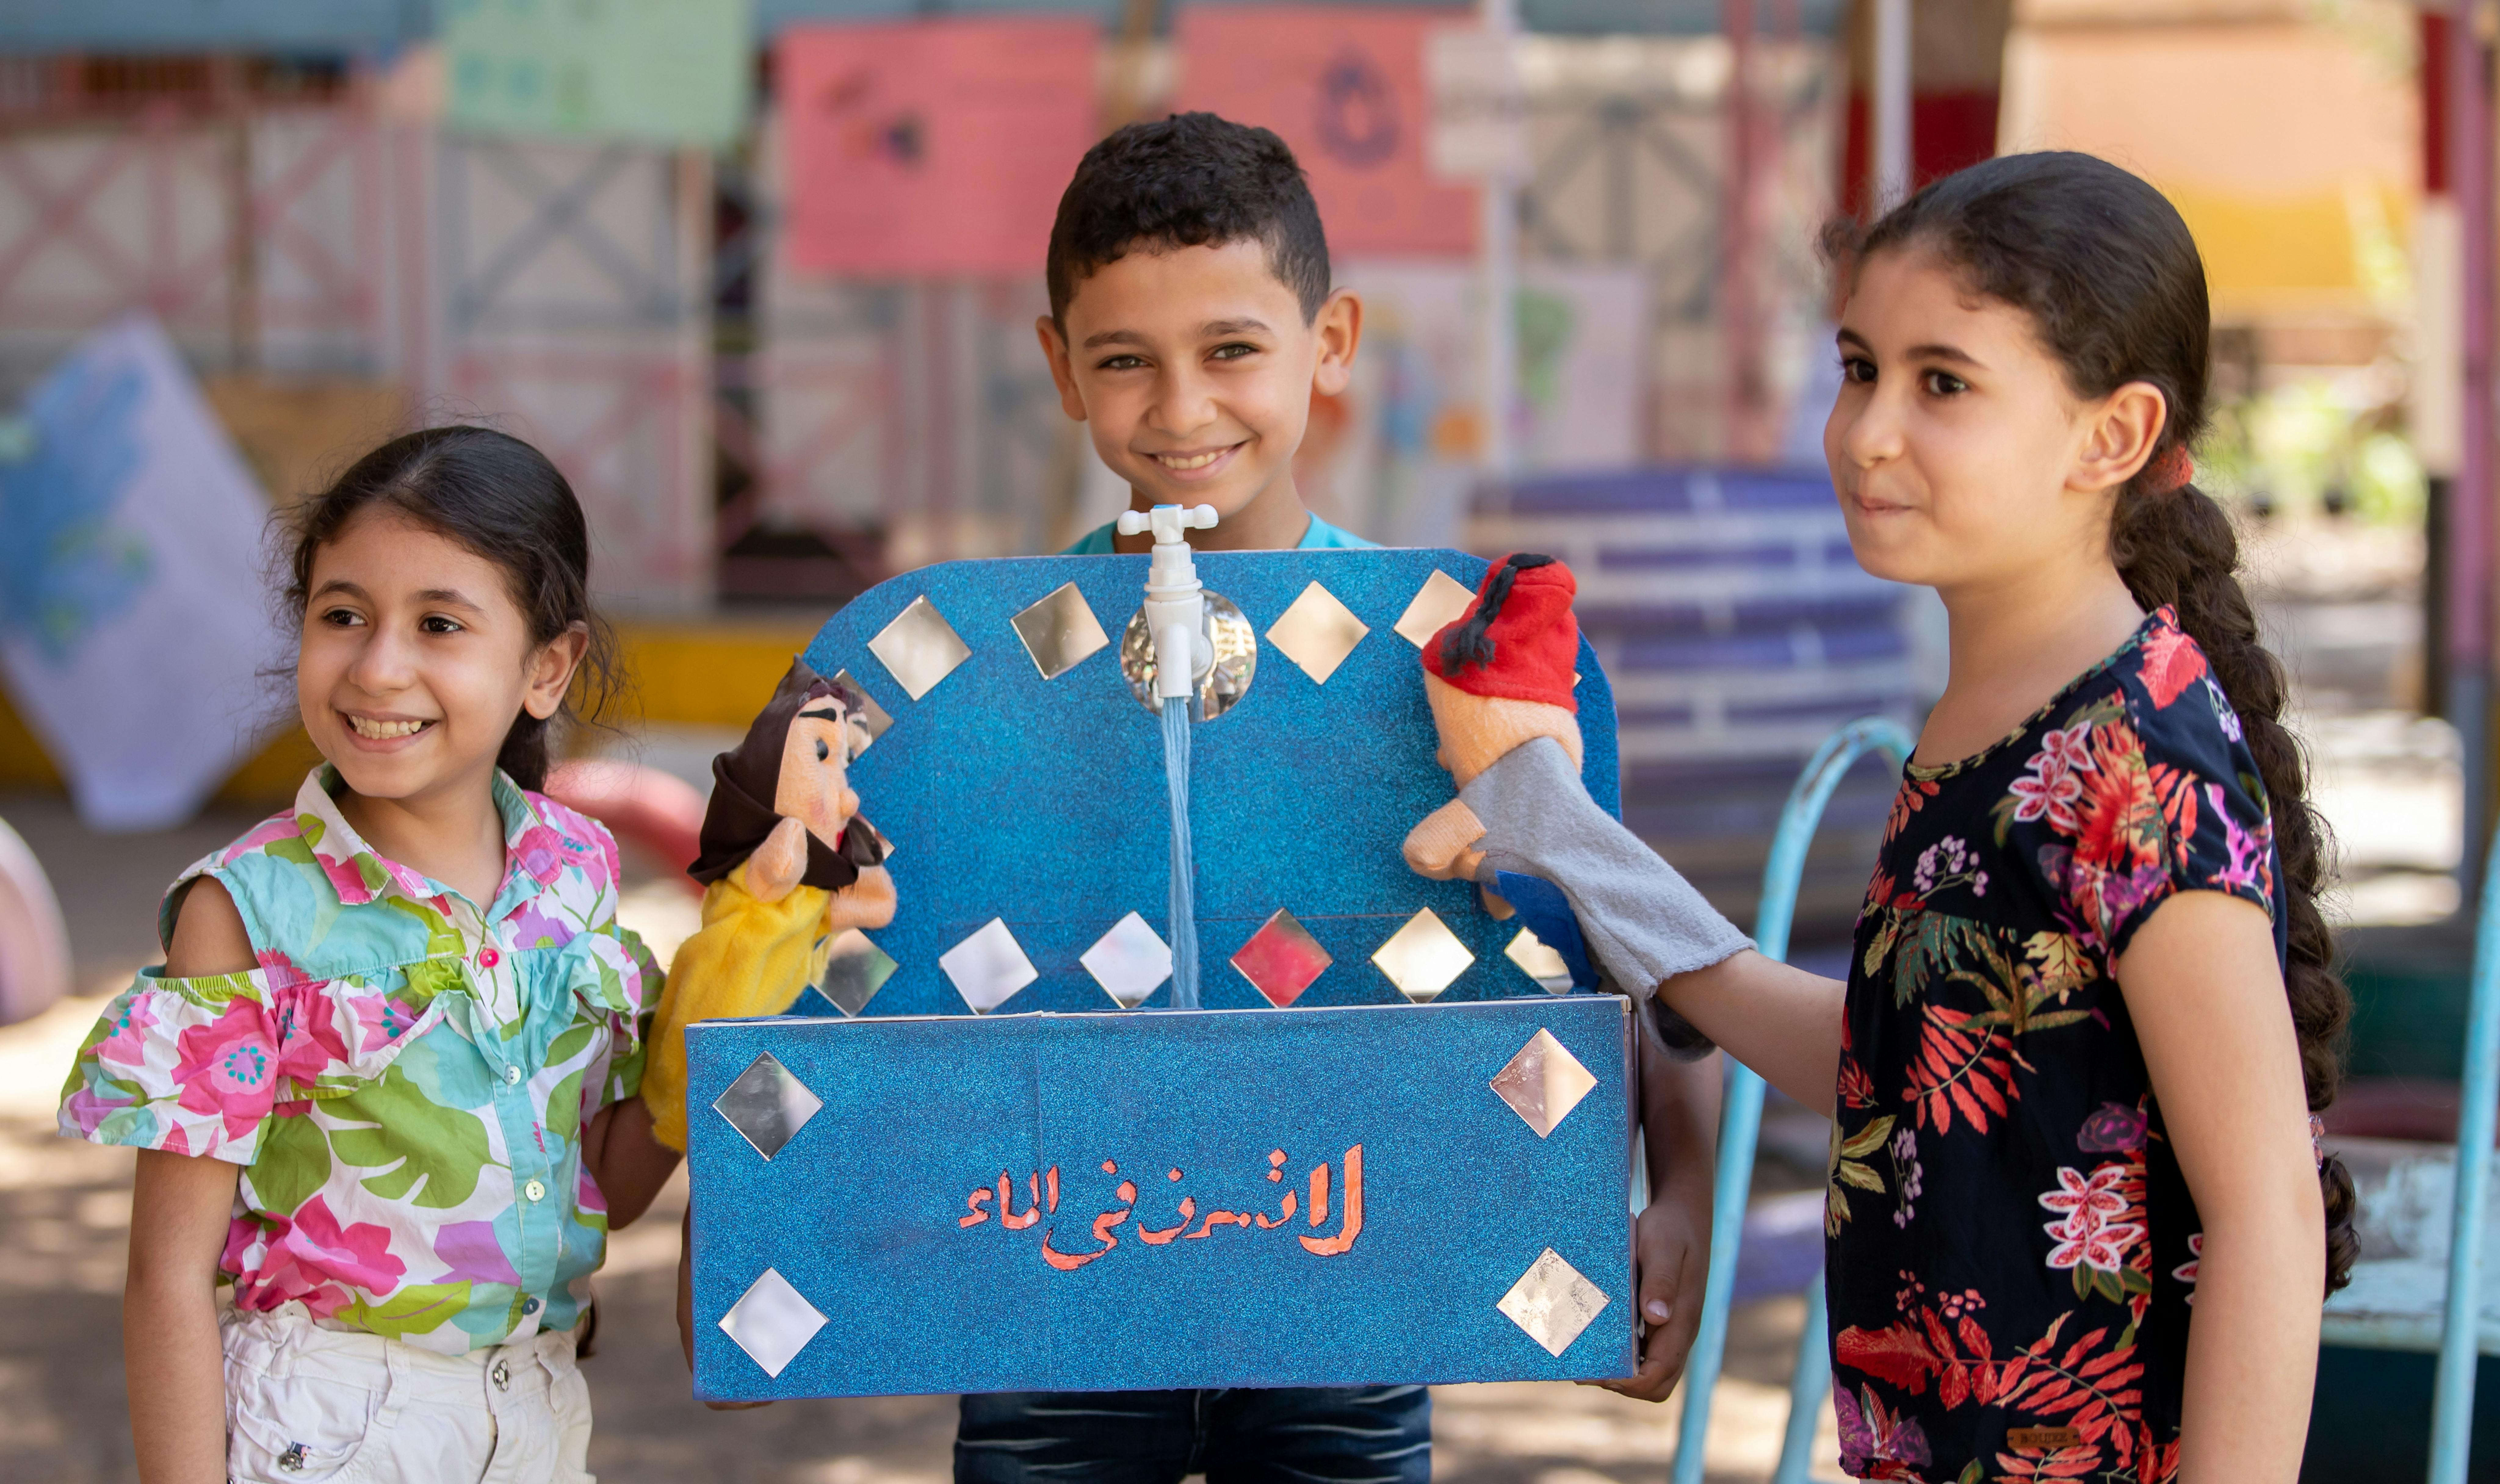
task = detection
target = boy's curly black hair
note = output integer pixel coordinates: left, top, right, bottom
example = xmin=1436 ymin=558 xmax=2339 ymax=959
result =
xmin=1045 ymin=111 xmax=1331 ymax=326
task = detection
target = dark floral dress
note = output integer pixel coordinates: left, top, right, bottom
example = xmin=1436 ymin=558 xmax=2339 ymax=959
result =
xmin=1826 ymin=606 xmax=2285 ymax=1483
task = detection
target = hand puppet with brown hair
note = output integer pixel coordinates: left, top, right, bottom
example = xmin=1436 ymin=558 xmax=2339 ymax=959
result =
xmin=643 ymin=660 xmax=896 ymax=1151
xmin=1402 ymin=555 xmax=1747 ymax=1057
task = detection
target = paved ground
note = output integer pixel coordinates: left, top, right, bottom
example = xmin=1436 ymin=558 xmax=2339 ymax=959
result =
xmin=0 ymin=790 xmax=1840 ymax=1484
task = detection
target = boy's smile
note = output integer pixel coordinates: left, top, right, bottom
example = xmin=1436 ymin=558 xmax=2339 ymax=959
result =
xmin=1039 ymin=239 xmax=1360 ymax=551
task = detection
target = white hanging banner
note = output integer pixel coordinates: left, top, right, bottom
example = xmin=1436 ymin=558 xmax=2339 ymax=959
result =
xmin=0 ymin=316 xmax=284 ymax=831
xmin=1425 ymin=27 xmax=1528 ymax=182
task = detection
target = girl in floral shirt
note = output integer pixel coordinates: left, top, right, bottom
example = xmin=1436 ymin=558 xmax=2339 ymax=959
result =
xmin=1450 ymin=154 xmax=2351 ymax=1482
xmin=60 ymin=428 xmax=681 ymax=1482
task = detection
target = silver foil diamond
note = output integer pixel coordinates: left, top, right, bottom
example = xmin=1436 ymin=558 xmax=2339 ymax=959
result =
xmin=866 ymin=596 xmax=971 ymax=701
xmin=1371 ymin=908 xmax=1474 ymax=1003
xmin=831 ymin=669 xmax=894 ymax=753
xmin=713 ymin=1052 xmax=823 ymax=1160
xmin=1504 ymin=927 xmax=1573 ymax=995
xmin=1490 ymin=1028 xmax=1598 ymax=1138
xmin=1010 ymin=582 xmax=1110 ymax=680
xmin=1497 ymin=1248 xmax=1611 ymax=1358
xmin=718 ymin=1267 xmax=826 ymax=1378
xmin=1082 ymin=912 xmax=1172 ymax=1008
xmin=821 ymin=928 xmax=898 ymax=1017
xmin=1264 ymin=581 xmax=1369 ymax=684
xmin=1393 ymin=569 xmax=1478 ymax=649
xmin=939 ymin=917 xmax=1038 ymax=1013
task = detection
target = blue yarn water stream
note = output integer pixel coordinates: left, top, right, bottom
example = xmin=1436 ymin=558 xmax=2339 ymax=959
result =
xmin=1160 ymin=694 xmax=1199 ymax=1009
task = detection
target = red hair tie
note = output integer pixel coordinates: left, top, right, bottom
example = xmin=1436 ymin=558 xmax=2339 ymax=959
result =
xmin=2146 ymin=445 xmax=2195 ymax=493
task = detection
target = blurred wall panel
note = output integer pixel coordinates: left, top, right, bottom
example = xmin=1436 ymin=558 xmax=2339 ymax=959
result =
xmin=1517 ymin=35 xmax=1841 ymax=465
xmin=0 ymin=82 xmax=718 ymax=613
xmin=433 ymin=134 xmax=715 ymax=610
xmin=0 ymin=1 xmax=419 ymax=54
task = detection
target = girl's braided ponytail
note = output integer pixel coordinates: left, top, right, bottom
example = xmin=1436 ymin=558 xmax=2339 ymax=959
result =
xmin=2111 ymin=476 xmax=2358 ymax=1293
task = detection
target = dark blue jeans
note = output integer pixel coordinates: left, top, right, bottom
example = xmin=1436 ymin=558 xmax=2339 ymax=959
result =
xmin=955 ymin=1386 xmax=1432 ymax=1483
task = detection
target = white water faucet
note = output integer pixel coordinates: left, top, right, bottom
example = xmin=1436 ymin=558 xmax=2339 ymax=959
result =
xmin=1118 ymin=503 xmax=1219 ymax=702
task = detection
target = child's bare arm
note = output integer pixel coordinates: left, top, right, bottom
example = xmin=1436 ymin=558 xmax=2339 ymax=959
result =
xmin=128 ymin=1150 xmax=240 ymax=1484
xmin=1656 ymin=951 xmax=1847 ymax=1116
xmin=583 ymin=1096 xmax=680 ymax=1230
xmin=2117 ymin=891 xmax=2319 ymax=1484
xmin=128 ymin=880 xmax=254 ymax=1483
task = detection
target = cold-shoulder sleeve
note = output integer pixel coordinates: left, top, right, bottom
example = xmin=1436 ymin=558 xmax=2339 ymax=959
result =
xmin=589 ymin=922 xmax=666 ymax=1111
xmin=2093 ymin=629 xmax=2281 ymax=964
xmin=57 ymin=966 xmax=443 ymax=1165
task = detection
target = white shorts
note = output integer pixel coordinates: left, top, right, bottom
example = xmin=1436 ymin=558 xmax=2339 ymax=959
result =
xmin=220 ymin=1303 xmax=594 ymax=1484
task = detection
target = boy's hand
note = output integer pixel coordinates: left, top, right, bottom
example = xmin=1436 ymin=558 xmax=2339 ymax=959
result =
xmin=1586 ymin=1194 xmax=1709 ymax=1402
xmin=678 ymin=1206 xmax=773 ymax=1410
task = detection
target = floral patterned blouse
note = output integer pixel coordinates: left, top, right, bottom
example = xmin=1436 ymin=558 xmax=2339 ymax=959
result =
xmin=58 ymin=765 xmax=664 ymax=1356
xmin=1827 ymin=607 xmax=2284 ymax=1483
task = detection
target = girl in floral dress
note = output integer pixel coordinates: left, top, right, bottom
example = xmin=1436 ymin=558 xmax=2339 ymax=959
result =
xmin=1452 ymin=154 xmax=2353 ymax=1482
xmin=59 ymin=428 xmax=682 ymax=1482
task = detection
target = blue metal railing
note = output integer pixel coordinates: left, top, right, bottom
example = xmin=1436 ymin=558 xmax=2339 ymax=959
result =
xmin=1671 ymin=715 xmax=1914 ymax=1484
xmin=2427 ymin=826 xmax=2500 ymax=1482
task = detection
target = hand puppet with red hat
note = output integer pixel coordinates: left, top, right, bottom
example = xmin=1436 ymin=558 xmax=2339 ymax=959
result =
xmin=1404 ymin=554 xmax=1750 ymax=1053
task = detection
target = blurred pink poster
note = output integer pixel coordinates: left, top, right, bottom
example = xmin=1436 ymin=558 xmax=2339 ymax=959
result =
xmin=780 ymin=19 xmax=1099 ymax=276
xmin=1177 ymin=7 xmax=1475 ymax=257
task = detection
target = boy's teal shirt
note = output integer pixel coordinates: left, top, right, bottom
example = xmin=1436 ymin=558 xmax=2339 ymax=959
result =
xmin=1060 ymin=510 xmax=1378 ymax=554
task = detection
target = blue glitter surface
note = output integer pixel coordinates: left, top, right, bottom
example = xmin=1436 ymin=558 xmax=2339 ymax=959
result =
xmin=794 ymin=549 xmax=1621 ymax=1017
xmin=687 ymin=996 xmax=1635 ymax=1398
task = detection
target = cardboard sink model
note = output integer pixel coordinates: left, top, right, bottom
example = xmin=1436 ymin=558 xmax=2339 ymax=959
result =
xmin=684 ymin=549 xmax=1639 ymax=1401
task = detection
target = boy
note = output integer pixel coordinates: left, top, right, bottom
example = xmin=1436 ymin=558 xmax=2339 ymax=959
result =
xmin=955 ymin=113 xmax=1724 ymax=1482
xmin=1037 ymin=112 xmax=1369 ymax=556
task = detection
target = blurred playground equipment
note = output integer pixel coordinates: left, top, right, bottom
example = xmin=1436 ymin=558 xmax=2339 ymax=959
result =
xmin=0 ymin=811 xmax=69 ymax=1026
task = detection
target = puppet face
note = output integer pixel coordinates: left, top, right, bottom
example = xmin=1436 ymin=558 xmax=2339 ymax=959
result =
xmin=774 ymin=699 xmax=861 ymax=851
xmin=1424 ymin=672 xmax=1583 ymax=790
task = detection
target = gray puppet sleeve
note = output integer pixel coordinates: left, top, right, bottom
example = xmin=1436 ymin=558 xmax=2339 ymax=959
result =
xmin=1460 ymin=736 xmax=1752 ymax=1052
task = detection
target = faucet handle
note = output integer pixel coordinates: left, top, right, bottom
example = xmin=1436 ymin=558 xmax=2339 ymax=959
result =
xmin=1116 ymin=504 xmax=1222 ymax=542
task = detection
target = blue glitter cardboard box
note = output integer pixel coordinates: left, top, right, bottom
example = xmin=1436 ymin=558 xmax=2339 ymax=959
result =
xmin=686 ymin=996 xmax=1635 ymax=1398
xmin=681 ymin=548 xmax=1643 ymax=1397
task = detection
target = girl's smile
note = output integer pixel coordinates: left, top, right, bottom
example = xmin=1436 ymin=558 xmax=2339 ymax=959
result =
xmin=342 ymin=712 xmax=438 ymax=744
xmin=296 ymin=507 xmax=576 ymax=819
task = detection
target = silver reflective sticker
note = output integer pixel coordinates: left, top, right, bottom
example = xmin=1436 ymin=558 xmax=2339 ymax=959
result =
xmin=866 ymin=596 xmax=971 ymax=701
xmin=1010 ymin=582 xmax=1111 ymax=681
xmin=938 ymin=917 xmax=1039 ymax=1014
xmin=718 ymin=1268 xmax=827 ymax=1378
xmin=1490 ymin=1028 xmax=1598 ymax=1139
xmin=1496 ymin=1248 xmax=1611 ymax=1358
xmin=712 ymin=1052 xmax=823 ymax=1161
xmin=1370 ymin=908 xmax=1474 ymax=1003
xmin=1081 ymin=912 xmax=1172 ymax=1009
